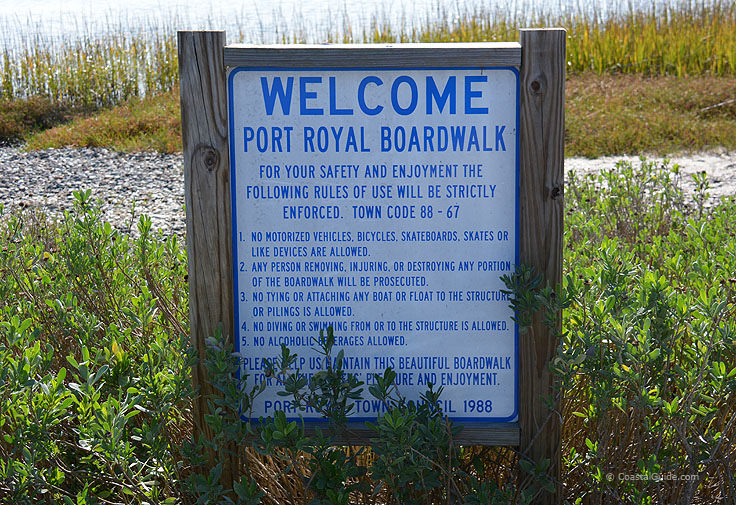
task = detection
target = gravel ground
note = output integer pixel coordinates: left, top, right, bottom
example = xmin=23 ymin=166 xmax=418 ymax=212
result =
xmin=0 ymin=147 xmax=186 ymax=236
xmin=1 ymin=147 xmax=734 ymax=236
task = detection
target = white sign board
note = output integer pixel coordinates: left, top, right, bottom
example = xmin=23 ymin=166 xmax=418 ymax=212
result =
xmin=228 ymin=66 xmax=519 ymax=422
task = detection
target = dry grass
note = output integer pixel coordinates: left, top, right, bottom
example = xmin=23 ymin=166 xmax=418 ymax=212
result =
xmin=566 ymin=73 xmax=736 ymax=157
xmin=24 ymin=90 xmax=181 ymax=152
xmin=0 ymin=97 xmax=76 ymax=145
xmin=18 ymin=74 xmax=736 ymax=157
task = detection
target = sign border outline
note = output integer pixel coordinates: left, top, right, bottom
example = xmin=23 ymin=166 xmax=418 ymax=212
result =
xmin=228 ymin=65 xmax=520 ymax=423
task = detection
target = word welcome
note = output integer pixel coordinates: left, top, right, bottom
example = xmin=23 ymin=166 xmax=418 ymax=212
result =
xmin=260 ymin=75 xmax=494 ymax=116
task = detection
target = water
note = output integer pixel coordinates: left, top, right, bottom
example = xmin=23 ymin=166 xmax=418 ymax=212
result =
xmin=0 ymin=0 xmax=634 ymax=47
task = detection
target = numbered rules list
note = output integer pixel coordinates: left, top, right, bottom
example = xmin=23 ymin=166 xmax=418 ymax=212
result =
xmin=228 ymin=66 xmax=519 ymax=422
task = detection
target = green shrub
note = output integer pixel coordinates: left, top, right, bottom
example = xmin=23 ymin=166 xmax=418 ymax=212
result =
xmin=0 ymin=192 xmax=193 ymax=503
xmin=1 ymin=157 xmax=735 ymax=503
xmin=559 ymin=158 xmax=736 ymax=503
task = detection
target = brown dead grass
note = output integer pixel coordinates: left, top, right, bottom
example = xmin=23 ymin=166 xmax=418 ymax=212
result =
xmin=11 ymin=74 xmax=736 ymax=157
xmin=566 ymin=73 xmax=736 ymax=157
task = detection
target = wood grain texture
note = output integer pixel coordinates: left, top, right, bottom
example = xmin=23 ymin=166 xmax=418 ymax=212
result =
xmin=178 ymin=30 xmax=237 ymax=488
xmin=518 ymin=28 xmax=566 ymax=504
xmin=224 ymin=43 xmax=521 ymax=68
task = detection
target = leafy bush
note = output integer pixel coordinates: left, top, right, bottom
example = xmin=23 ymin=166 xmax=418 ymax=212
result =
xmin=185 ymin=327 xmax=530 ymax=505
xmin=0 ymin=192 xmax=193 ymax=503
xmin=1 ymin=157 xmax=735 ymax=504
xmin=560 ymin=158 xmax=736 ymax=504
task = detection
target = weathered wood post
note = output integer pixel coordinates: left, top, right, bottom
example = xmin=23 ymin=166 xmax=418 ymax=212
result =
xmin=178 ymin=30 xmax=238 ymax=489
xmin=518 ymin=28 xmax=566 ymax=504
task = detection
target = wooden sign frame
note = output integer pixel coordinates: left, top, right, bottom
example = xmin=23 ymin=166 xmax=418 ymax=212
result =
xmin=179 ymin=29 xmax=564 ymax=503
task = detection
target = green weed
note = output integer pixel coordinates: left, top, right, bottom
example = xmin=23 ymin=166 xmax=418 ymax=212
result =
xmin=565 ymin=73 xmax=736 ymax=157
xmin=24 ymin=90 xmax=182 ymax=152
xmin=0 ymin=97 xmax=75 ymax=145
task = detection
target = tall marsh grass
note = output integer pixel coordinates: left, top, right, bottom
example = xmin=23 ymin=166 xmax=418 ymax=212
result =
xmin=0 ymin=0 xmax=734 ymax=108
xmin=1 ymin=29 xmax=178 ymax=108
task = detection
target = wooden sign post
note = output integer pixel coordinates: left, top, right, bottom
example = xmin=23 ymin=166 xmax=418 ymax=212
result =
xmin=179 ymin=28 xmax=564 ymax=503
xmin=518 ymin=29 xmax=566 ymax=503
